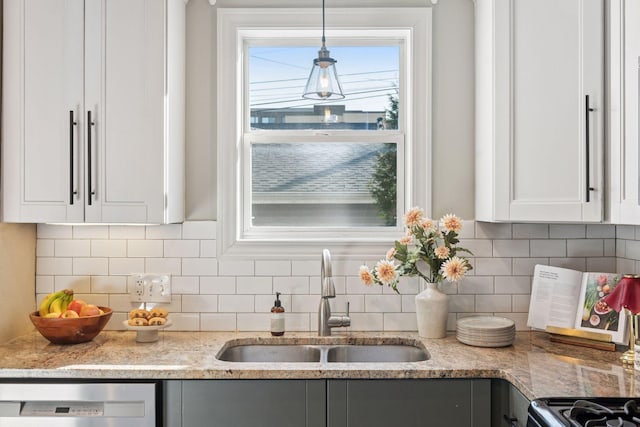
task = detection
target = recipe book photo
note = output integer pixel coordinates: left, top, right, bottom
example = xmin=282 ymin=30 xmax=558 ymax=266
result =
xmin=527 ymin=265 xmax=626 ymax=344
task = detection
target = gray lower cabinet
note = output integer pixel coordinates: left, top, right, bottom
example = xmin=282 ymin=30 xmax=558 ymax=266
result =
xmin=491 ymin=379 xmax=530 ymax=427
xmin=327 ymin=379 xmax=491 ymax=427
xmin=164 ymin=378 xmax=493 ymax=427
xmin=165 ymin=380 xmax=326 ymax=427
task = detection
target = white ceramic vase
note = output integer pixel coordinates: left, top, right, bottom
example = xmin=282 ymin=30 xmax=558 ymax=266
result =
xmin=415 ymin=282 xmax=449 ymax=338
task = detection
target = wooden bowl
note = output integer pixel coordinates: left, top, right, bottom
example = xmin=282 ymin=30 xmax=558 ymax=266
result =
xmin=29 ymin=307 xmax=113 ymax=344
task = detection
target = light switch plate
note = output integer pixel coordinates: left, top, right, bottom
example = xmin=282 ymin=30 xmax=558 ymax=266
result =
xmin=130 ymin=273 xmax=172 ymax=303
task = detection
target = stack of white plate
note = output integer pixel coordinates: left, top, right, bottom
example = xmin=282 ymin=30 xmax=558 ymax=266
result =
xmin=456 ymin=316 xmax=516 ymax=347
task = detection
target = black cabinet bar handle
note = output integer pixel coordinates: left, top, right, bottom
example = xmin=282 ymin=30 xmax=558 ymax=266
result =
xmin=585 ymin=95 xmax=595 ymax=202
xmin=69 ymin=111 xmax=77 ymax=205
xmin=87 ymin=111 xmax=95 ymax=206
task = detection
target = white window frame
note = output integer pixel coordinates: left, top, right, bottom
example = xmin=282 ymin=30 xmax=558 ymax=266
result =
xmin=217 ymin=8 xmax=432 ymax=259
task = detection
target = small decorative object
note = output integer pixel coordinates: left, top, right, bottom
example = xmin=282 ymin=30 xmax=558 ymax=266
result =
xmin=359 ymin=208 xmax=472 ymax=338
xmin=603 ymin=274 xmax=640 ymax=367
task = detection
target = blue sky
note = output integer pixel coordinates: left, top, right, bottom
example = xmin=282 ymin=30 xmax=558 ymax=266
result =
xmin=249 ymin=46 xmax=399 ymax=112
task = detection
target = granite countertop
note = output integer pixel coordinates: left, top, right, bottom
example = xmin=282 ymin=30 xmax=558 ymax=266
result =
xmin=0 ymin=330 xmax=636 ymax=400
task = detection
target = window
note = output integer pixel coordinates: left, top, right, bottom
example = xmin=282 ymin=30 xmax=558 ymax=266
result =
xmin=217 ymin=8 xmax=432 ymax=257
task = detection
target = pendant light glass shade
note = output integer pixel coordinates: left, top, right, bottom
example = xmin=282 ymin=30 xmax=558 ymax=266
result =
xmin=302 ymin=1 xmax=345 ymax=100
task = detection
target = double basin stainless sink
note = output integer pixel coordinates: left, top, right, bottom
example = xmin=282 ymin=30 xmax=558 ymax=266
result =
xmin=216 ymin=339 xmax=429 ymax=363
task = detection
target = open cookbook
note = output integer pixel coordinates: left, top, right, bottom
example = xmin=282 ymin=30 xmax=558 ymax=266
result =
xmin=527 ymin=265 xmax=626 ymax=344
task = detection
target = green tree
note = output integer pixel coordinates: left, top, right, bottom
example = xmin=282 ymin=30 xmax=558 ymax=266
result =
xmin=369 ymin=144 xmax=397 ymax=225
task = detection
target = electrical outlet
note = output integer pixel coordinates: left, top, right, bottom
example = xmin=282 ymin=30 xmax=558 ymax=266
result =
xmin=129 ymin=273 xmax=172 ymax=303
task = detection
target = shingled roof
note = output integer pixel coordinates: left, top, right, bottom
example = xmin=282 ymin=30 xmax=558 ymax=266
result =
xmin=251 ymin=143 xmax=385 ymax=195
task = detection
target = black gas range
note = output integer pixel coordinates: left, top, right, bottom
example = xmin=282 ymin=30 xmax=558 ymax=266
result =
xmin=528 ymin=398 xmax=640 ymax=427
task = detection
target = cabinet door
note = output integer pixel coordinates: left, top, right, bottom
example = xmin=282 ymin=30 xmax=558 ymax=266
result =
xmin=609 ymin=0 xmax=640 ymax=224
xmin=476 ymin=0 xmax=603 ymax=222
xmin=327 ymin=379 xmax=490 ymax=427
xmin=2 ymin=0 xmax=85 ymax=222
xmin=84 ymin=0 xmax=167 ymax=223
xmin=491 ymin=379 xmax=529 ymax=427
xmin=180 ymin=380 xmax=326 ymax=427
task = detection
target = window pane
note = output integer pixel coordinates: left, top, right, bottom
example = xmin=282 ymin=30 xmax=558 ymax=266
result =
xmin=249 ymin=46 xmax=400 ymax=130
xmin=251 ymin=143 xmax=397 ymax=227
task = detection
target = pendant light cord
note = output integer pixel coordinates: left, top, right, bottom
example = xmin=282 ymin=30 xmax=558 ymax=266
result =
xmin=321 ymin=0 xmax=326 ymax=45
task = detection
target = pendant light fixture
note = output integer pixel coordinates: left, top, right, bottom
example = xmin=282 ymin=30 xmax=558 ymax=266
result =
xmin=302 ymin=0 xmax=345 ymax=100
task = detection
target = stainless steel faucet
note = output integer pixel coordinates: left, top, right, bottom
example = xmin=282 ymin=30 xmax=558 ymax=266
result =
xmin=318 ymin=249 xmax=350 ymax=336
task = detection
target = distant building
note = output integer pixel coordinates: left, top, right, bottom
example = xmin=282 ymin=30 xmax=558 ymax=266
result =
xmin=250 ymin=105 xmax=387 ymax=130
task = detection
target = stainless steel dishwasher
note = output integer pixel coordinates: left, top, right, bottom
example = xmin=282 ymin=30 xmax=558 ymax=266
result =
xmin=0 ymin=382 xmax=159 ymax=426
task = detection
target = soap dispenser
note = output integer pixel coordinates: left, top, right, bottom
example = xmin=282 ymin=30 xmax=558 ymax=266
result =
xmin=270 ymin=292 xmax=285 ymax=336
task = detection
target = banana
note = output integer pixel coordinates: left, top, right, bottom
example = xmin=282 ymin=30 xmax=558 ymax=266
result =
xmin=49 ymin=295 xmax=65 ymax=314
xmin=60 ymin=291 xmax=73 ymax=312
xmin=38 ymin=290 xmax=65 ymax=316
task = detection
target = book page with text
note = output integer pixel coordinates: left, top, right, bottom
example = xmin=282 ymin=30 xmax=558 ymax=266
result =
xmin=527 ymin=265 xmax=583 ymax=330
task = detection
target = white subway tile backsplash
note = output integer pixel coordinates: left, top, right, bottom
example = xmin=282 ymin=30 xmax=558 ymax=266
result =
xmin=237 ymin=313 xmax=270 ymax=331
xmin=91 ymin=276 xmax=127 ymax=294
xmin=474 ymin=258 xmax=512 ymax=276
xmin=617 ymin=225 xmax=636 ymax=240
xmin=475 ymin=222 xmax=512 ymax=239
xmin=458 ymin=276 xmax=493 ymax=294
xmin=91 ymin=240 xmax=127 ymax=258
xmin=513 ymin=223 xmax=548 ymax=239
xmin=109 ymin=226 xmax=145 ymax=239
xmin=291 ymin=260 xmax=318 ymax=276
xmin=365 ymin=295 xmax=401 ymax=313
xmin=54 ymin=276 xmax=90 ymax=293
xmin=449 ymin=295 xmax=475 ymax=312
xmin=567 ymin=239 xmax=603 ymax=257
xmin=255 ymin=260 xmax=292 ymax=276
xmin=73 ymin=258 xmax=108 ymax=275
xmin=273 ymin=277 xmax=310 ymax=294
xmin=587 ymin=224 xmax=616 ymax=238
xmin=183 ymin=295 xmax=219 ymax=312
xmin=182 ymin=221 xmax=216 ymax=239
xmin=549 ymin=224 xmax=586 ymax=238
xmin=36 ymin=240 xmax=54 ymax=257
xmin=346 ymin=276 xmax=383 ymax=294
xmin=164 ymin=240 xmax=200 ymax=258
xmin=73 ymin=225 xmax=109 ymax=239
xmin=384 ymin=313 xmax=417 ymax=331
xmin=32 ymin=221 xmax=640 ymax=333
xmin=56 ymin=240 xmax=91 ymax=257
xmin=349 ymin=313 xmax=383 ymax=331
xmin=201 ymin=313 xmax=237 ymax=331
xmin=530 ymin=240 xmax=566 ymax=257
xmin=494 ymin=276 xmax=530 ymax=294
xmin=512 ymin=295 xmax=531 ymax=312
xmin=146 ymin=224 xmax=182 ymax=240
xmin=200 ymin=240 xmax=217 ymax=258
xmin=37 ymin=224 xmax=72 ymax=239
xmin=237 ymin=277 xmax=272 ymax=294
xmin=109 ymin=258 xmax=145 ymax=275
xmin=200 ymin=277 xmax=236 ymax=294
xmin=627 ymin=240 xmax=640 ymax=260
xmin=147 ymin=258 xmax=182 ymax=275
xmin=493 ymin=240 xmax=530 ymax=257
xmin=219 ymin=295 xmax=254 ymax=312
xmin=37 ymin=257 xmax=72 ymax=275
xmin=128 ymin=240 xmax=163 ymax=258
xmin=549 ymin=258 xmax=586 ymax=271
xmin=476 ymin=295 xmax=511 ymax=312
xmin=290 ymin=294 xmax=318 ymax=313
xmin=172 ymin=276 xmax=200 ymax=294
xmin=218 ymin=260 xmax=253 ymax=276
xmin=459 ymin=239 xmax=493 ymax=257
xmin=36 ymin=276 xmax=54 ymax=294
xmin=585 ymin=257 xmax=616 ymax=273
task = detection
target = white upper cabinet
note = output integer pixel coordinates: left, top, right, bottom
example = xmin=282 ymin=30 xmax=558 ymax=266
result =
xmin=475 ymin=0 xmax=604 ymax=222
xmin=2 ymin=0 xmax=186 ymax=224
xmin=609 ymin=0 xmax=640 ymax=225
